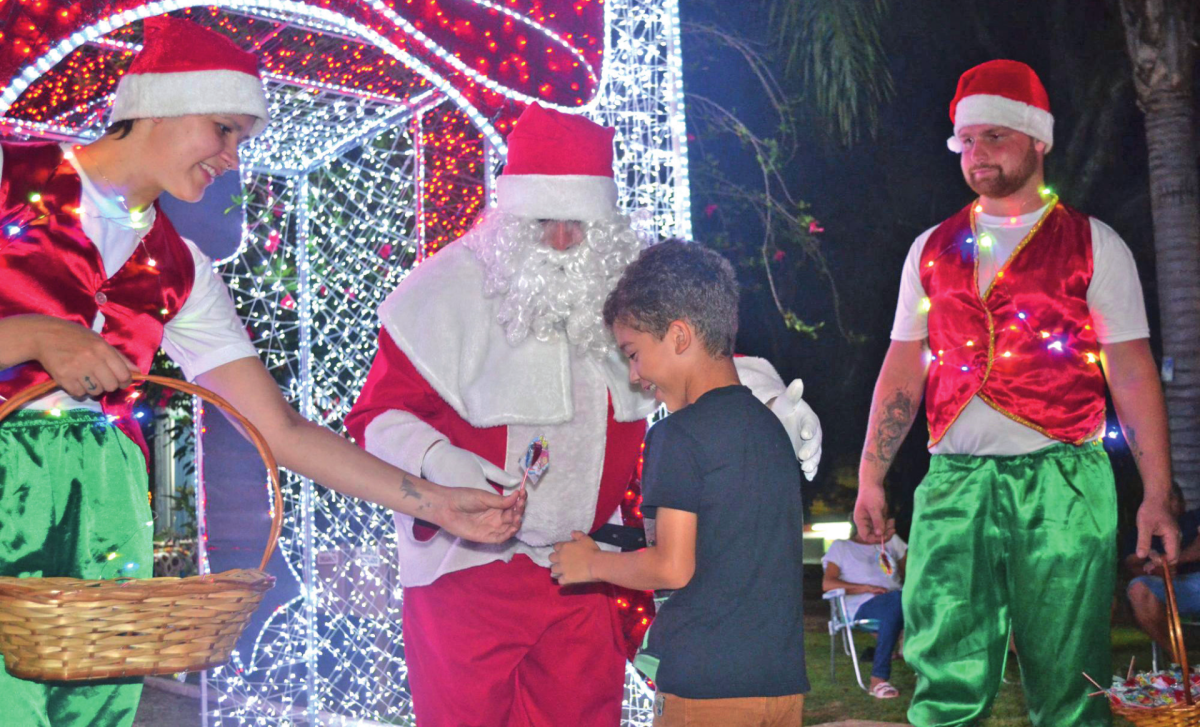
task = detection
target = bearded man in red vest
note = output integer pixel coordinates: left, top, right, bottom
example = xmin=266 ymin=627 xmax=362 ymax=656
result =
xmin=853 ymin=59 xmax=1180 ymax=727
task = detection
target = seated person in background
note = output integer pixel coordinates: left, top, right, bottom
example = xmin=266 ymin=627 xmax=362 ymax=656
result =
xmin=822 ymin=521 xmax=907 ymax=699
xmin=1126 ymin=483 xmax=1200 ymax=655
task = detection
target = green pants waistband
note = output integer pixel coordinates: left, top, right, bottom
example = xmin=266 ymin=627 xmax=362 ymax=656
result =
xmin=929 ymin=440 xmax=1106 ymax=471
xmin=0 ymin=408 xmax=110 ymax=431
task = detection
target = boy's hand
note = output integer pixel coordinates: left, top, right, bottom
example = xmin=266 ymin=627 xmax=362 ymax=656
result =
xmin=550 ymin=531 xmax=600 ymax=585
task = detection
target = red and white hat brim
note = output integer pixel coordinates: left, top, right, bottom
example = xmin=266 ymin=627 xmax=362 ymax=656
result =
xmin=496 ymin=174 xmax=619 ymax=221
xmin=111 ymin=69 xmax=270 ymax=136
xmin=947 ymin=93 xmax=1053 ymax=153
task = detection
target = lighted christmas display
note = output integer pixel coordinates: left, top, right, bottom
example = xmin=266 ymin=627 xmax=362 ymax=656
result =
xmin=0 ymin=1 xmax=688 ymax=723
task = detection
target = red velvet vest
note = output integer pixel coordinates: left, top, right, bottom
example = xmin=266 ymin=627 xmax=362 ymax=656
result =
xmin=919 ymin=200 xmax=1106 ymax=445
xmin=0 ymin=142 xmax=196 ymax=459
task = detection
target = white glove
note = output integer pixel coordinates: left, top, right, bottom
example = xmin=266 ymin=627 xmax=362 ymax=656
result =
xmin=421 ymin=441 xmax=521 ymax=491
xmin=770 ymin=379 xmax=823 ymax=481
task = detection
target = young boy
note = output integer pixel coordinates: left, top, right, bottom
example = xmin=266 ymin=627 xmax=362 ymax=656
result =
xmin=550 ymin=240 xmax=809 ymax=726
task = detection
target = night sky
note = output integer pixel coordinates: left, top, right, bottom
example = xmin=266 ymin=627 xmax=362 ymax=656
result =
xmin=680 ymin=0 xmax=1169 ymax=532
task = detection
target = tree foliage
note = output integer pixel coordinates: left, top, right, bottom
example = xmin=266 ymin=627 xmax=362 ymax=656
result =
xmin=771 ymin=0 xmax=894 ymax=146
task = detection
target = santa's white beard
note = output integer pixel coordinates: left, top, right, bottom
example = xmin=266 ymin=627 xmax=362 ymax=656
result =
xmin=463 ymin=210 xmax=644 ymax=356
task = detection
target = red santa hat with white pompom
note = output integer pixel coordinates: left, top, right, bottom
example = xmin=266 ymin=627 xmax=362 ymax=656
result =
xmin=947 ymin=59 xmax=1053 ymax=153
xmin=495 ymin=103 xmax=619 ymax=221
xmin=110 ymin=15 xmax=270 ymax=136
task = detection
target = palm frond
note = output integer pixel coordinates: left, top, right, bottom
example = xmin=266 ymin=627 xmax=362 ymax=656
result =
xmin=771 ymin=0 xmax=894 ymax=146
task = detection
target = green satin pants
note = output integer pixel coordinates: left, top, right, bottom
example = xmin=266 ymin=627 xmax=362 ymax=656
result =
xmin=0 ymin=410 xmax=153 ymax=727
xmin=903 ymin=441 xmax=1116 ymax=727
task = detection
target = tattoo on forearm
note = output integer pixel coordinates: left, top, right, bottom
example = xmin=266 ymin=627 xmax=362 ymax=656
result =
xmin=864 ymin=390 xmax=916 ymax=468
xmin=1126 ymin=426 xmax=1144 ymax=462
xmin=401 ymin=475 xmax=423 ymax=500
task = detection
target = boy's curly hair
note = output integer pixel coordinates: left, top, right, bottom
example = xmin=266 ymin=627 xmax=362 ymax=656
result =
xmin=602 ymin=239 xmax=738 ymax=357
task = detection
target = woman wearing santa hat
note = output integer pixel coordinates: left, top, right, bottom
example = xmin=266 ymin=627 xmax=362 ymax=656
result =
xmin=0 ymin=15 xmax=522 ymax=726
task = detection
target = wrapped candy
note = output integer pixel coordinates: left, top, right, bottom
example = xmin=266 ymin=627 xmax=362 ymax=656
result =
xmin=878 ymin=546 xmax=895 ymax=576
xmin=518 ymin=436 xmax=550 ymax=494
xmin=1097 ymin=666 xmax=1200 ymax=710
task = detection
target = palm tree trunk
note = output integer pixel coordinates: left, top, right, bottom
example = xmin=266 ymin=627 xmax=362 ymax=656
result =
xmin=1119 ymin=0 xmax=1200 ymax=502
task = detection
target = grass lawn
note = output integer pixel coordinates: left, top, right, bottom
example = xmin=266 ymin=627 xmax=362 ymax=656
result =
xmin=801 ymin=616 xmax=1195 ymax=726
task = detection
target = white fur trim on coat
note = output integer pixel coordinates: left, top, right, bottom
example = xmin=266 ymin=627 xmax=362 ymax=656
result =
xmin=365 ymin=390 xmax=622 ymax=588
xmin=947 ymin=93 xmax=1053 ymax=153
xmin=495 ymin=174 xmax=619 ymax=221
xmin=111 ymin=70 xmax=269 ymax=136
xmin=508 ymin=351 xmax=609 ymax=548
xmin=363 ymin=410 xmax=510 ymax=588
xmin=376 ymin=240 xmax=656 ymax=428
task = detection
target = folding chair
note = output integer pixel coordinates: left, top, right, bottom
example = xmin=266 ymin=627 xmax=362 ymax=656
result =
xmin=824 ymin=588 xmax=881 ymax=691
xmin=1152 ymin=614 xmax=1200 ymax=671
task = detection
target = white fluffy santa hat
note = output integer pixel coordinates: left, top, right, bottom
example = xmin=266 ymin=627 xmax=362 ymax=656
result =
xmin=110 ymin=15 xmax=270 ymax=136
xmin=947 ymin=59 xmax=1053 ymax=153
xmin=495 ymin=103 xmax=619 ymax=221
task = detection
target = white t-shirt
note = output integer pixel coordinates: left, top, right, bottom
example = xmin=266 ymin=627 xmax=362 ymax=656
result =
xmin=821 ymin=535 xmax=907 ymax=619
xmin=891 ymin=204 xmax=1150 ymax=455
xmin=0 ymin=144 xmax=258 ymax=411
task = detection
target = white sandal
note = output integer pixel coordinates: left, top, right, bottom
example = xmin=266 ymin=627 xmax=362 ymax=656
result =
xmin=869 ymin=681 xmax=900 ymax=699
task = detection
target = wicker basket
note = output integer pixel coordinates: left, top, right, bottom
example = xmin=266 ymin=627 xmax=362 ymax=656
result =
xmin=1113 ymin=562 xmax=1200 ymax=726
xmin=1116 ymin=704 xmax=1200 ymax=727
xmin=0 ymin=374 xmax=282 ymax=681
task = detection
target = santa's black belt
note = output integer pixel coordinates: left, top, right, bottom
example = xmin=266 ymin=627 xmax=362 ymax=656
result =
xmin=588 ymin=523 xmax=646 ymax=552
xmin=412 ymin=521 xmax=646 ymax=551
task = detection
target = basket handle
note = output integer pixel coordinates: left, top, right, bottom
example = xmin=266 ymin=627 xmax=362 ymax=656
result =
xmin=1162 ymin=560 xmax=1194 ymax=705
xmin=0 ymin=374 xmax=282 ymax=572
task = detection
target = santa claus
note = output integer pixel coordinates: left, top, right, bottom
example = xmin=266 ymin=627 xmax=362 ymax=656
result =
xmin=345 ymin=103 xmax=821 ymax=726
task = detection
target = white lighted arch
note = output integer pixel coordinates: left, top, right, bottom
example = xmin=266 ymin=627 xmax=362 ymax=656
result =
xmin=0 ymin=0 xmax=511 ymax=152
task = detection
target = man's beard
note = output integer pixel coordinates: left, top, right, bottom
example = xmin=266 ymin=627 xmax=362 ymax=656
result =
xmin=964 ymin=141 xmax=1039 ymax=200
xmin=463 ymin=210 xmax=644 ymax=356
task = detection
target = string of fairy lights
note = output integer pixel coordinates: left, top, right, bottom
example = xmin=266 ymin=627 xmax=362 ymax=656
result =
xmin=917 ymin=189 xmax=1103 ymax=379
xmin=0 ymin=0 xmax=688 ymax=723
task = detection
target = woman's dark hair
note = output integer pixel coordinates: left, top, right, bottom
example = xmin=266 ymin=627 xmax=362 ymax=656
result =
xmin=104 ymin=119 xmax=136 ymax=139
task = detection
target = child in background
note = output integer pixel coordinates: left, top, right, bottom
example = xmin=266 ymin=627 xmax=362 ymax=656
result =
xmin=551 ymin=240 xmax=809 ymax=727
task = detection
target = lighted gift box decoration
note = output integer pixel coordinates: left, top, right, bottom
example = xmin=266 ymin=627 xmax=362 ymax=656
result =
xmin=0 ymin=1 xmax=688 ymax=724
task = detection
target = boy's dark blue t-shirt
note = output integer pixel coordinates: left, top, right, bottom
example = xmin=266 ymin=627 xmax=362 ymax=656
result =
xmin=640 ymin=384 xmax=809 ymax=699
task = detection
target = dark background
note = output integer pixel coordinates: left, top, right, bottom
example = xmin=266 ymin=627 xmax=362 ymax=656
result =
xmin=681 ymin=0 xmax=1177 ymax=538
